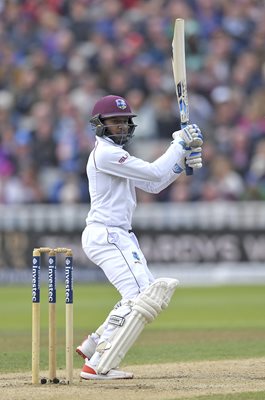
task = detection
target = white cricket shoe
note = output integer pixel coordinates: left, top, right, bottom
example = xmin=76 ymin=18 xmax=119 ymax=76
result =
xmin=76 ymin=336 xmax=97 ymax=360
xmin=80 ymin=363 xmax=133 ymax=380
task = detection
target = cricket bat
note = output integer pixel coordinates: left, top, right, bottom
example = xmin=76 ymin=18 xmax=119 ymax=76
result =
xmin=172 ymin=18 xmax=193 ymax=175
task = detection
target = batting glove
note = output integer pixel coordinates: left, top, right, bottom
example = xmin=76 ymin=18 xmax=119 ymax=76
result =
xmin=172 ymin=124 xmax=203 ymax=149
xmin=186 ymin=147 xmax=203 ymax=169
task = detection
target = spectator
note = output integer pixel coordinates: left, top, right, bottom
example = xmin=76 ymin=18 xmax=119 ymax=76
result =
xmin=152 ymin=91 xmax=179 ymax=140
xmin=245 ymin=138 xmax=265 ymax=200
xmin=0 ymin=0 xmax=264 ymax=204
xmin=205 ymin=154 xmax=245 ymax=200
xmin=3 ymin=163 xmax=44 ymax=204
xmin=126 ymin=88 xmax=158 ymax=139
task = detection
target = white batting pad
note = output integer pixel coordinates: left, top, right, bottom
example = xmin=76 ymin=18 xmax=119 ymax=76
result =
xmin=96 ymin=278 xmax=179 ymax=374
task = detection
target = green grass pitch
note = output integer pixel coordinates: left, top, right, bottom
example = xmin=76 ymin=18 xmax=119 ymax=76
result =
xmin=0 ymin=283 xmax=265 ymax=399
xmin=1 ymin=284 xmax=265 ymax=370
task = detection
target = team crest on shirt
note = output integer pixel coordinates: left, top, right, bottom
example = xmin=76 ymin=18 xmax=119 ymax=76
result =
xmin=132 ymin=251 xmax=141 ymax=264
xmin=116 ymin=98 xmax=127 ymax=110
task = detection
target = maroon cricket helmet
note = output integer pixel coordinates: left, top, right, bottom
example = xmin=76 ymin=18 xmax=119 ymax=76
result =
xmin=91 ymin=95 xmax=136 ymax=119
xmin=90 ymin=95 xmax=137 ymax=145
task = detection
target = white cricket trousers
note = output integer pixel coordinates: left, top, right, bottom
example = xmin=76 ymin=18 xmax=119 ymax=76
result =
xmin=82 ymin=223 xmax=155 ymax=300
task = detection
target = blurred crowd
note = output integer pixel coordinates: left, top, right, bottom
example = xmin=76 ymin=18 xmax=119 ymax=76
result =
xmin=0 ymin=0 xmax=264 ymax=204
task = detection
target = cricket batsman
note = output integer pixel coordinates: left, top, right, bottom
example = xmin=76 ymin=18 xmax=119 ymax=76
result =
xmin=76 ymin=95 xmax=203 ymax=379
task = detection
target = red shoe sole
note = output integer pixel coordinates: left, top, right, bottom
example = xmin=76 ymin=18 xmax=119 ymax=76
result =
xmin=82 ymin=364 xmax=97 ymax=375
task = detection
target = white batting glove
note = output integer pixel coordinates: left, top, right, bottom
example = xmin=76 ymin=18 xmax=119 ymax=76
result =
xmin=172 ymin=124 xmax=203 ymax=149
xmin=186 ymin=147 xmax=203 ymax=169
xmin=172 ymin=146 xmax=203 ymax=174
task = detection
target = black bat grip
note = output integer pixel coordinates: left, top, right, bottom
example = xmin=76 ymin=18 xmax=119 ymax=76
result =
xmin=185 ymin=164 xmax=193 ymax=175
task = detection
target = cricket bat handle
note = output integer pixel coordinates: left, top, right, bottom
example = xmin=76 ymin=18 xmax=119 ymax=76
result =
xmin=181 ymin=122 xmax=193 ymax=176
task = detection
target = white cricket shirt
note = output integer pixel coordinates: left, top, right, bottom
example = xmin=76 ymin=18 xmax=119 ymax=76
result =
xmin=86 ymin=136 xmax=186 ymax=230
